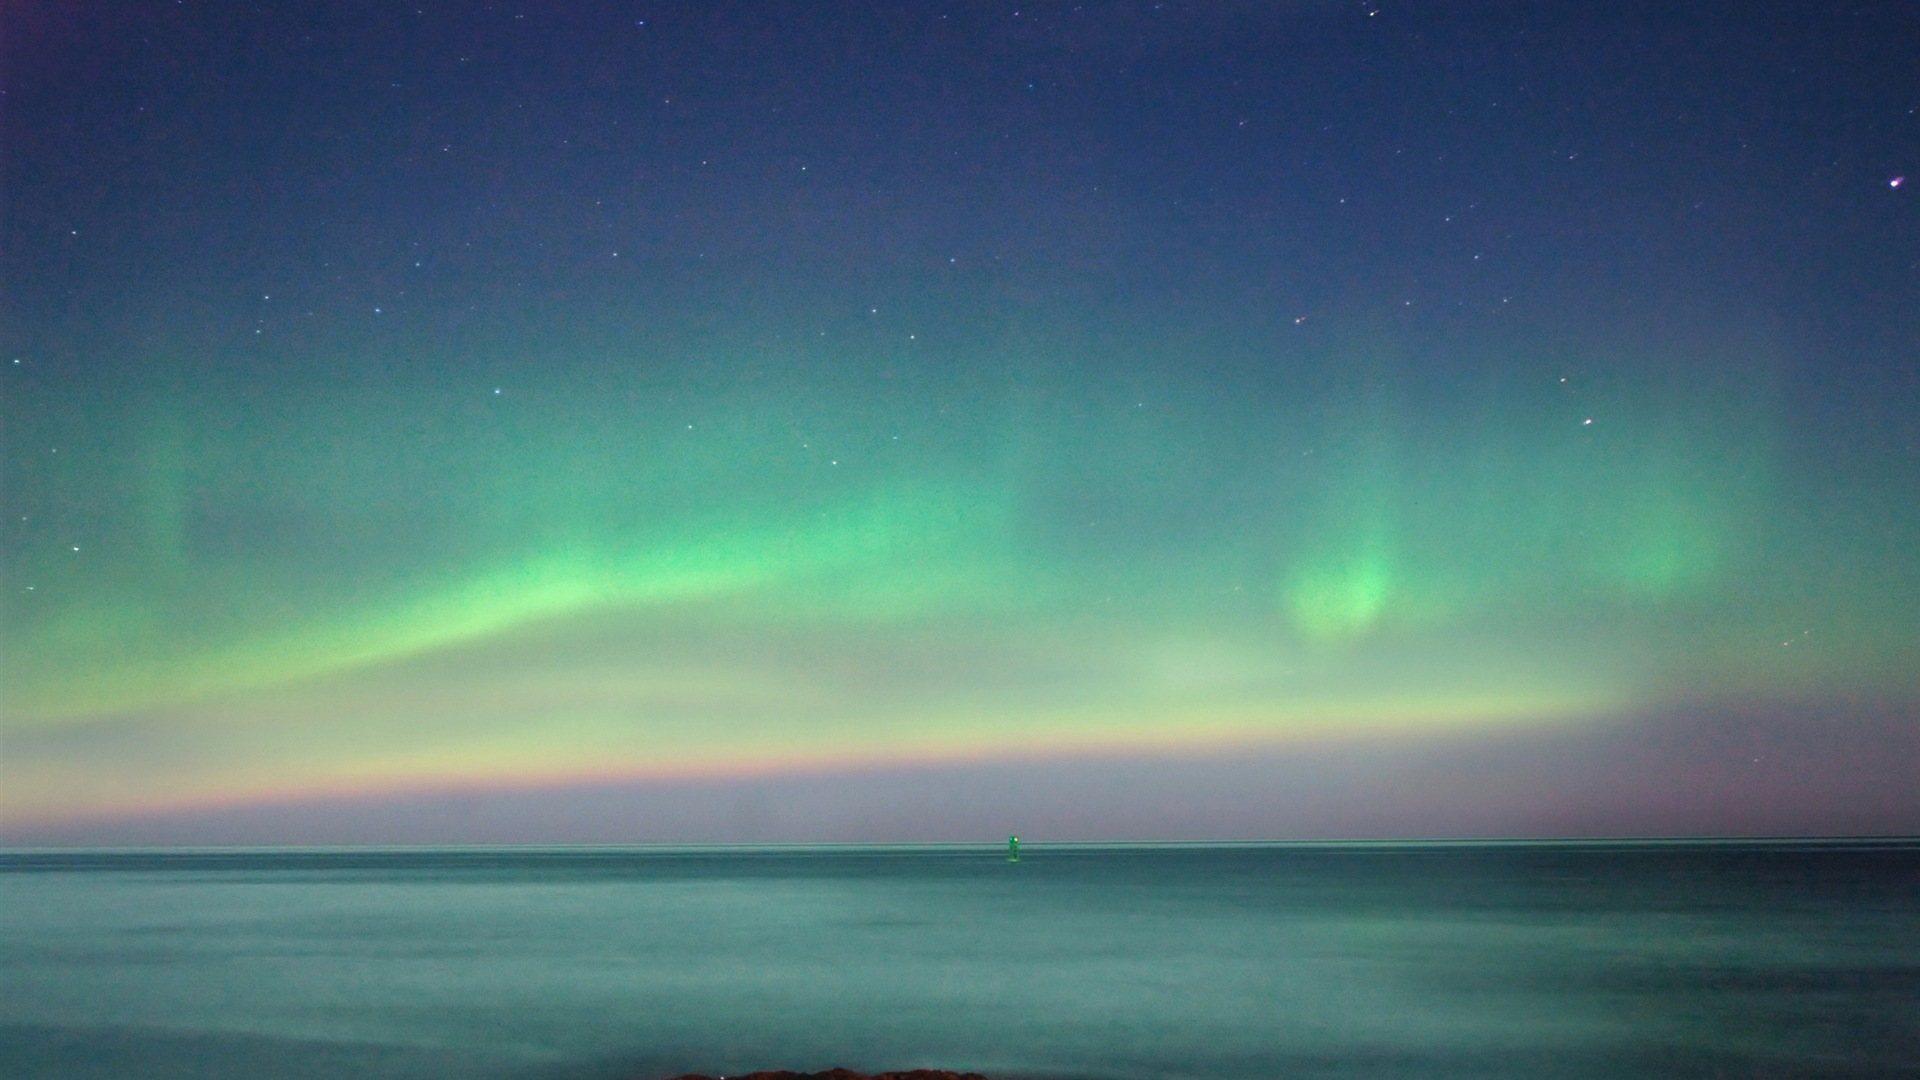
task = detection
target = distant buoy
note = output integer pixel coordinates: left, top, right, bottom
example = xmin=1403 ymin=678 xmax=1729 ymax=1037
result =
xmin=1008 ymin=835 xmax=1020 ymax=863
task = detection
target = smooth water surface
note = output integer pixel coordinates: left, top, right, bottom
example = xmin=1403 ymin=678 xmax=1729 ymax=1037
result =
xmin=2 ymin=842 xmax=1916 ymax=1079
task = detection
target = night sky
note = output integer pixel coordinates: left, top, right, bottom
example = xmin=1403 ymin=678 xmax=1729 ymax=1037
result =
xmin=5 ymin=1 xmax=1918 ymax=843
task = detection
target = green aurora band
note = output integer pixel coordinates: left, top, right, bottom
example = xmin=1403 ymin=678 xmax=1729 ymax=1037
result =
xmin=4 ymin=310 xmax=1916 ymax=826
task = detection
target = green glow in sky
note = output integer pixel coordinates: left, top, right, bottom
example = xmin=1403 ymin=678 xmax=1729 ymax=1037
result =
xmin=6 ymin=2 xmax=1917 ymax=839
xmin=6 ymin=310 xmax=1913 ymax=828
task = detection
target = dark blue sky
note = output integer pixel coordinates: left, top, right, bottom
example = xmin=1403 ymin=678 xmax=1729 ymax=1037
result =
xmin=14 ymin=2 xmax=1916 ymax=343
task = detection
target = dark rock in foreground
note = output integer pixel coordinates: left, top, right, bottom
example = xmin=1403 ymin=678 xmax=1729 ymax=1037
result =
xmin=668 ymin=1070 xmax=991 ymax=1080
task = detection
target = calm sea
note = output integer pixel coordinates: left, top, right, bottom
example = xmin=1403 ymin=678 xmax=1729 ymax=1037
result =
xmin=1 ymin=842 xmax=1915 ymax=1079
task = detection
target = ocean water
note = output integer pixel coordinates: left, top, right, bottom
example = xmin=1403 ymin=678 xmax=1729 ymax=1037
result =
xmin=1 ymin=842 xmax=1915 ymax=1079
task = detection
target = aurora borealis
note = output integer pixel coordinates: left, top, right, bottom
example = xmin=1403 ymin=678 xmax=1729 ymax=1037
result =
xmin=4 ymin=1 xmax=1918 ymax=842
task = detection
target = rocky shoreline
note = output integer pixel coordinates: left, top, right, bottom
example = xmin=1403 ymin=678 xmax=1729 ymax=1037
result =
xmin=668 ymin=1071 xmax=992 ymax=1080
xmin=668 ymin=1060 xmax=990 ymax=1068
